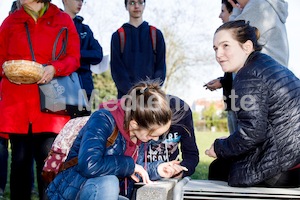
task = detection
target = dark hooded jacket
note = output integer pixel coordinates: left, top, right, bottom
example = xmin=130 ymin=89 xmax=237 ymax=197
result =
xmin=110 ymin=21 xmax=166 ymax=98
xmin=214 ymin=52 xmax=300 ymax=186
xmin=73 ymin=16 xmax=103 ymax=97
xmin=147 ymin=95 xmax=199 ymax=177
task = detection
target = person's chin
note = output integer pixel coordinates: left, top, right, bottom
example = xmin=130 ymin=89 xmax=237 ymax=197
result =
xmin=221 ymin=66 xmax=230 ymax=72
xmin=139 ymin=138 xmax=149 ymax=143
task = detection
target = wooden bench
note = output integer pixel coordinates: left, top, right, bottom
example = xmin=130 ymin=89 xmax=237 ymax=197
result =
xmin=173 ymin=177 xmax=300 ymax=200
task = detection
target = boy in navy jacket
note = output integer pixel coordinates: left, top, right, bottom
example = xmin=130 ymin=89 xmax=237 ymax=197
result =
xmin=110 ymin=0 xmax=166 ymax=98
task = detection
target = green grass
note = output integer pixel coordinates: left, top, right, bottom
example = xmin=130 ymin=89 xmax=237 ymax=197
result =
xmin=3 ymin=131 xmax=227 ymax=199
xmin=191 ymin=131 xmax=228 ymax=180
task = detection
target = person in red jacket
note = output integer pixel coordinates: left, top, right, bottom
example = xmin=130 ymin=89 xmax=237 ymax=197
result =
xmin=0 ymin=0 xmax=80 ymax=199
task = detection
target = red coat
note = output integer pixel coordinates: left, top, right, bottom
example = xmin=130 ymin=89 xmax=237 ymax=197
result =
xmin=0 ymin=4 xmax=80 ymax=135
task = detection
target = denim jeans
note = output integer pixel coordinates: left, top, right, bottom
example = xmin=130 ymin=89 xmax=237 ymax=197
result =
xmin=78 ymin=175 xmax=127 ymax=200
xmin=227 ymin=110 xmax=238 ymax=135
xmin=0 ymin=137 xmax=8 ymax=191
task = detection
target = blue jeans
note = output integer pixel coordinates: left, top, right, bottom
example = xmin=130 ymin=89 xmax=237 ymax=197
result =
xmin=227 ymin=110 xmax=238 ymax=135
xmin=78 ymin=175 xmax=127 ymax=200
xmin=0 ymin=137 xmax=8 ymax=191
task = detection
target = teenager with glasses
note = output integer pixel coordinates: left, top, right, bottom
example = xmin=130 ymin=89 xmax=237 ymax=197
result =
xmin=110 ymin=0 xmax=167 ymax=99
xmin=128 ymin=1 xmax=145 ymax=6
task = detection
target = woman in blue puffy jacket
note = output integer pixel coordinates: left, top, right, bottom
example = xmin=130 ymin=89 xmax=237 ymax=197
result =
xmin=47 ymin=80 xmax=187 ymax=200
xmin=205 ymin=20 xmax=300 ymax=187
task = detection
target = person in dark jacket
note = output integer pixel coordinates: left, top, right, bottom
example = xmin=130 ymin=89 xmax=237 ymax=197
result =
xmin=205 ymin=20 xmax=300 ymax=187
xmin=110 ymin=0 xmax=166 ymax=99
xmin=47 ymin=80 xmax=188 ymax=200
xmin=63 ymin=0 xmax=103 ymax=101
xmin=147 ymin=95 xmax=199 ymax=178
xmin=203 ymin=0 xmax=238 ymax=135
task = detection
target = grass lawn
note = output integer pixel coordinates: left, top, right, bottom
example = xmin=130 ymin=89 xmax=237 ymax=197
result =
xmin=191 ymin=131 xmax=228 ymax=180
xmin=3 ymin=131 xmax=227 ymax=199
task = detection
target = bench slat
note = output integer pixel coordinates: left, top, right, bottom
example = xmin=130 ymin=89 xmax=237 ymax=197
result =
xmin=173 ymin=177 xmax=300 ymax=200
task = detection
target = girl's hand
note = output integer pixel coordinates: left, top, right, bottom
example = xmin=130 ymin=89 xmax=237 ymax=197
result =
xmin=131 ymin=164 xmax=153 ymax=184
xmin=157 ymin=160 xmax=188 ymax=178
xmin=37 ymin=65 xmax=55 ymax=84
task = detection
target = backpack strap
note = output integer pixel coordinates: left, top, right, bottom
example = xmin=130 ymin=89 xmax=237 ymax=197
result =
xmin=106 ymin=126 xmax=119 ymax=147
xmin=59 ymin=157 xmax=78 ymax=173
xmin=149 ymin=25 xmax=157 ymax=54
xmin=58 ymin=126 xmax=119 ymax=172
xmin=117 ymin=25 xmax=157 ymax=56
xmin=118 ymin=27 xmax=126 ymax=54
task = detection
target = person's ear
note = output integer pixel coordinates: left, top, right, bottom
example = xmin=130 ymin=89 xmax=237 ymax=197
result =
xmin=243 ymin=40 xmax=254 ymax=55
xmin=129 ymin=120 xmax=139 ymax=130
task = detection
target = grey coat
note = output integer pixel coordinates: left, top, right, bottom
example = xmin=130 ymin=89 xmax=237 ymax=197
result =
xmin=230 ymin=0 xmax=289 ymax=66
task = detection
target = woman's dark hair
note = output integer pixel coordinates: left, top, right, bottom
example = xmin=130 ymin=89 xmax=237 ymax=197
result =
xmin=222 ymin=0 xmax=238 ymax=13
xmin=123 ymin=79 xmax=171 ymax=132
xmin=215 ymin=20 xmax=263 ymax=51
xmin=124 ymin=0 xmax=146 ymax=7
xmin=10 ymin=1 xmax=18 ymax=13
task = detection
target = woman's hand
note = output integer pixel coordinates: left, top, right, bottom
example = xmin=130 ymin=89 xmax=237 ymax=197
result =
xmin=37 ymin=65 xmax=56 ymax=84
xmin=228 ymin=0 xmax=241 ymax=9
xmin=157 ymin=160 xmax=188 ymax=178
xmin=205 ymin=143 xmax=217 ymax=158
xmin=205 ymin=136 xmax=228 ymax=158
xmin=131 ymin=164 xmax=153 ymax=184
xmin=203 ymin=79 xmax=222 ymax=91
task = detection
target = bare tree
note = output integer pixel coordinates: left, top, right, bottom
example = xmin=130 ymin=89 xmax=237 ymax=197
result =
xmin=146 ymin=1 xmax=218 ymax=93
xmin=67 ymin=0 xmax=222 ymax=102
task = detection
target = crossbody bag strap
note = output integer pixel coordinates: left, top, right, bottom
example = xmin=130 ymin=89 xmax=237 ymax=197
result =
xmin=24 ymin=22 xmax=36 ymax=62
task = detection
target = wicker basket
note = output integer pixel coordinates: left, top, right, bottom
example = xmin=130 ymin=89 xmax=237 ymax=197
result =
xmin=2 ymin=60 xmax=44 ymax=84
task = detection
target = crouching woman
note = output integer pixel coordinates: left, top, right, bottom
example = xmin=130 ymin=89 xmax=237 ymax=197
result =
xmin=46 ymin=80 xmax=186 ymax=199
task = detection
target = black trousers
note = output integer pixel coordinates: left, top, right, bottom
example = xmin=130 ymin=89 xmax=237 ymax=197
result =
xmin=9 ymin=132 xmax=56 ymax=200
xmin=208 ymin=158 xmax=300 ymax=187
xmin=0 ymin=137 xmax=8 ymax=191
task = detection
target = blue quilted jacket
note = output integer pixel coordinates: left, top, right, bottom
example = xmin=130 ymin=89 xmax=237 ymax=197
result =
xmin=47 ymin=109 xmax=163 ymax=199
xmin=214 ymin=52 xmax=300 ymax=186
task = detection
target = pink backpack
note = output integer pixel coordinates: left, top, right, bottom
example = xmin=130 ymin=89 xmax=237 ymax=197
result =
xmin=42 ymin=116 xmax=118 ymax=183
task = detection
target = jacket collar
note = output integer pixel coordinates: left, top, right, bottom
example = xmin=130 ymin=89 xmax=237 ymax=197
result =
xmin=100 ymin=99 xmax=141 ymax=158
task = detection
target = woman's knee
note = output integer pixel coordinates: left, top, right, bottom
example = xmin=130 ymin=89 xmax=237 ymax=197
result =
xmin=79 ymin=175 xmax=119 ymax=200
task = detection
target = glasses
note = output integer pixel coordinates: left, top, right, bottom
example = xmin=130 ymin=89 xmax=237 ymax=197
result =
xmin=128 ymin=1 xmax=145 ymax=6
